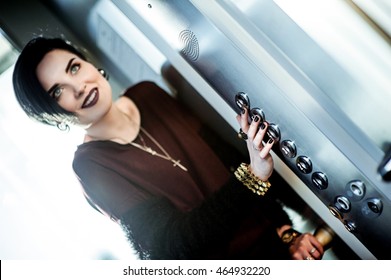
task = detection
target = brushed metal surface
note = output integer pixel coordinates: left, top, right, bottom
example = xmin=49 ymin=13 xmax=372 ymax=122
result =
xmin=113 ymin=0 xmax=391 ymax=259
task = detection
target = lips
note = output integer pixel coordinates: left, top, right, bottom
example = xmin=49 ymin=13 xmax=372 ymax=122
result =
xmin=82 ymin=88 xmax=99 ymax=109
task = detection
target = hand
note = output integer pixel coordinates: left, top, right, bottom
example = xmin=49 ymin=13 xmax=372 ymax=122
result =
xmin=236 ymin=108 xmax=274 ymax=181
xmin=288 ymin=233 xmax=325 ymax=260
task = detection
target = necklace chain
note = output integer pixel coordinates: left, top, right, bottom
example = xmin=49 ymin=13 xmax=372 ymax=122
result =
xmin=130 ymin=127 xmax=188 ymax=172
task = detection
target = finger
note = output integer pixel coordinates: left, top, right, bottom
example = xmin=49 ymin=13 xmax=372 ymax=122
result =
xmin=253 ymin=121 xmax=268 ymax=148
xmin=236 ymin=114 xmax=241 ymax=124
xmin=304 ymin=235 xmax=324 ymax=260
xmin=239 ymin=108 xmax=250 ymax=132
xmin=236 ymin=108 xmax=246 ymax=124
xmin=260 ymin=138 xmax=274 ymax=159
xmin=247 ymin=115 xmax=261 ymax=140
xmin=306 ymin=235 xmax=324 ymax=255
xmin=309 ymin=248 xmax=321 ymax=259
xmin=312 ymin=240 xmax=324 ymax=256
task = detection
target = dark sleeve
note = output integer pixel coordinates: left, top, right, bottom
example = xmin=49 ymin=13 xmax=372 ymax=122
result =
xmin=259 ymin=195 xmax=293 ymax=228
xmin=119 ymin=175 xmax=287 ymax=260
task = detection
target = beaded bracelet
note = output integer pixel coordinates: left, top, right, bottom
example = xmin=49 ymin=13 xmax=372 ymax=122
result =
xmin=234 ymin=163 xmax=271 ymax=196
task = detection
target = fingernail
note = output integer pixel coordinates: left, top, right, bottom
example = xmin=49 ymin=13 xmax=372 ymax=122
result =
xmin=241 ymin=108 xmax=246 ymax=115
xmin=253 ymin=115 xmax=260 ymax=122
xmin=260 ymin=122 xmax=266 ymax=130
xmin=268 ymin=138 xmax=274 ymax=144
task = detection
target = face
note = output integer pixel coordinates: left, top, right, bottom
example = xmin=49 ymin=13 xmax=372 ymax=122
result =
xmin=36 ymin=49 xmax=112 ymax=126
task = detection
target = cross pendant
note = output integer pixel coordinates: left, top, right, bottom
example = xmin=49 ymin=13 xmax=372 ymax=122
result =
xmin=172 ymin=160 xmax=188 ymax=172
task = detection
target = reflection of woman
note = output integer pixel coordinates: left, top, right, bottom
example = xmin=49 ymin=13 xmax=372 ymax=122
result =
xmin=12 ymin=37 xmax=324 ymax=260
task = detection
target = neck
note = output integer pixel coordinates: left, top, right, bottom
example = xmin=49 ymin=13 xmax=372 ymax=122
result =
xmin=84 ymin=103 xmax=140 ymax=144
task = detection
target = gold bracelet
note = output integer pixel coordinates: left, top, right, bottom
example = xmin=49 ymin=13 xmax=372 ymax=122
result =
xmin=234 ymin=163 xmax=271 ymax=196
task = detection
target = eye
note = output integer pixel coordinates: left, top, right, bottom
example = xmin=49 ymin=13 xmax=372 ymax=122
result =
xmin=70 ymin=63 xmax=80 ymax=75
xmin=51 ymin=87 xmax=63 ymax=100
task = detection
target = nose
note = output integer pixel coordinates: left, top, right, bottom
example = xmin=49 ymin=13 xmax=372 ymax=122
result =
xmin=76 ymin=84 xmax=86 ymax=98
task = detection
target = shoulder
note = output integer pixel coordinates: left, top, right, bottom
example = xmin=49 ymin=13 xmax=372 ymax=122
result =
xmin=73 ymin=141 xmax=112 ymax=169
xmin=116 ymin=81 xmax=164 ymax=118
xmin=72 ymin=141 xmax=128 ymax=182
xmin=118 ymin=80 xmax=173 ymax=112
xmin=125 ymin=81 xmax=166 ymax=96
xmin=72 ymin=142 xmax=98 ymax=170
xmin=118 ymin=80 xmax=167 ymax=103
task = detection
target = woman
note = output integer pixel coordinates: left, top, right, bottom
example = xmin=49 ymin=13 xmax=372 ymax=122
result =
xmin=12 ymin=36 xmax=324 ymax=260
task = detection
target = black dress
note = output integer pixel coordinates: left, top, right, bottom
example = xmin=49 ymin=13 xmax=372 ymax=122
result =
xmin=73 ymin=81 xmax=292 ymax=259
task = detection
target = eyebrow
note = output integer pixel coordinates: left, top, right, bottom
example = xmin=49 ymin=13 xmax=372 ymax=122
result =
xmin=47 ymin=83 xmax=59 ymax=95
xmin=65 ymin=57 xmax=76 ymax=73
xmin=46 ymin=57 xmax=76 ymax=94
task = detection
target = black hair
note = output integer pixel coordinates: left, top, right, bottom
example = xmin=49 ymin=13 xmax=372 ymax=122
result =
xmin=12 ymin=37 xmax=87 ymax=128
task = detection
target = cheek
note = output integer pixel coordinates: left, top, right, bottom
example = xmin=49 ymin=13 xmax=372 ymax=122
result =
xmin=57 ymin=95 xmax=77 ymax=112
xmin=84 ymin=64 xmax=103 ymax=80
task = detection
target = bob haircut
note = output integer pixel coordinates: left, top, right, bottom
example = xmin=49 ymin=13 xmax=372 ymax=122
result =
xmin=12 ymin=37 xmax=87 ymax=128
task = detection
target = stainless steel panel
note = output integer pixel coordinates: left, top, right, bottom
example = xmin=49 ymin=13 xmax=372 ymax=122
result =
xmin=113 ymin=0 xmax=391 ymax=259
xmin=229 ymin=0 xmax=391 ymax=155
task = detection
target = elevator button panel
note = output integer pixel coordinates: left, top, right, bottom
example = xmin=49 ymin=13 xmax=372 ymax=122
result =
xmin=121 ymin=0 xmax=391 ymax=258
xmin=232 ymin=92 xmax=388 ymax=257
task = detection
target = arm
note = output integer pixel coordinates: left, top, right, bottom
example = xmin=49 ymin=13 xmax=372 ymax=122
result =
xmin=238 ymin=108 xmax=325 ymax=260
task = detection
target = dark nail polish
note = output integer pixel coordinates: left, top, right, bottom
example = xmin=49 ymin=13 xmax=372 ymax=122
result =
xmin=260 ymin=122 xmax=266 ymax=130
xmin=253 ymin=115 xmax=260 ymax=122
xmin=268 ymin=138 xmax=274 ymax=144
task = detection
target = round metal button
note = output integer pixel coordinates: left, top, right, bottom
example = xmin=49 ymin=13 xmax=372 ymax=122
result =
xmin=266 ymin=123 xmax=281 ymax=142
xmin=334 ymin=195 xmax=351 ymax=213
xmin=280 ymin=140 xmax=296 ymax=158
xmin=312 ymin=172 xmax=328 ymax=190
xmin=296 ymin=156 xmax=312 ymax=174
xmin=344 ymin=220 xmax=357 ymax=232
xmin=361 ymin=198 xmax=383 ymax=218
xmin=345 ymin=180 xmax=366 ymax=201
xmin=235 ymin=92 xmax=250 ymax=111
xmin=250 ymin=107 xmax=265 ymax=123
